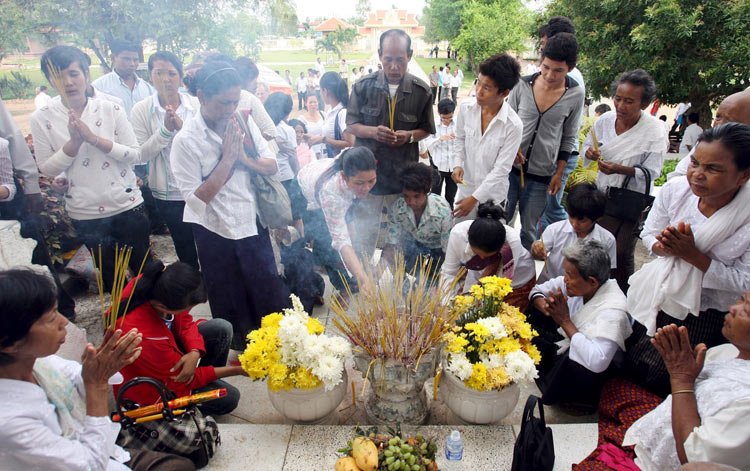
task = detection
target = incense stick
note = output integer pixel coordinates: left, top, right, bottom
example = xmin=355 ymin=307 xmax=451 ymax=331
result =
xmin=387 ymin=95 xmax=396 ymax=131
xmin=45 ymin=60 xmax=69 ymax=108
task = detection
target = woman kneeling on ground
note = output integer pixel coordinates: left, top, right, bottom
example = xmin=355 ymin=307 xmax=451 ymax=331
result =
xmin=114 ymin=261 xmax=243 ymax=417
xmin=528 ymin=240 xmax=631 ymax=409
xmin=0 ymin=269 xmax=195 ymax=470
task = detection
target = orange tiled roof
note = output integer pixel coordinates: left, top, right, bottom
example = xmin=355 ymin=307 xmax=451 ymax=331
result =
xmin=314 ymin=17 xmax=354 ymax=32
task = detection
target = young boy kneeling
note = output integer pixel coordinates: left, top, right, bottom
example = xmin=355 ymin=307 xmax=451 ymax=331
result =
xmin=382 ymin=163 xmax=453 ymax=281
xmin=531 ymin=182 xmax=616 ymax=283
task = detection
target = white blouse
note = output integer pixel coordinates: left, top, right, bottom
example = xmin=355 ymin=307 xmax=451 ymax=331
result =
xmin=0 ymin=355 xmax=129 ymax=470
xmin=30 ymin=96 xmax=143 ymax=220
xmin=640 ymin=176 xmax=750 ymax=312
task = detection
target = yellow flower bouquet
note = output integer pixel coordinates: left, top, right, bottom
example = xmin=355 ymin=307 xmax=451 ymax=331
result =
xmin=443 ymin=276 xmax=540 ymax=391
xmin=239 ymin=295 xmax=352 ymax=392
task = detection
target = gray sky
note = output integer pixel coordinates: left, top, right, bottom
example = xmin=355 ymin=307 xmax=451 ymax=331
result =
xmin=294 ymin=0 xmax=426 ymax=22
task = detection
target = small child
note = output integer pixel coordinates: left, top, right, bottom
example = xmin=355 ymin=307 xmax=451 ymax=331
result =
xmin=382 ymin=163 xmax=453 ymax=280
xmin=531 ymin=182 xmax=616 ymax=284
xmin=424 ymin=98 xmax=458 ymax=207
xmin=288 ymin=118 xmax=314 ymax=169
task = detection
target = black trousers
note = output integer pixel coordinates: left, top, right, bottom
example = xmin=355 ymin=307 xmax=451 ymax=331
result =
xmin=193 ymin=319 xmax=240 ymax=416
xmin=152 ymin=199 xmax=199 ymax=270
xmin=71 ymin=204 xmax=150 ymax=292
xmin=430 ymin=86 xmax=437 ymax=105
xmin=432 ymin=170 xmax=458 ymax=207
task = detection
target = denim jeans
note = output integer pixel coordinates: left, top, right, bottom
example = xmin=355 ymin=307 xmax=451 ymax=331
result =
xmin=194 ymin=319 xmax=240 ymax=416
xmin=540 ymin=155 xmax=579 ymax=233
xmin=504 ymin=171 xmax=549 ymax=250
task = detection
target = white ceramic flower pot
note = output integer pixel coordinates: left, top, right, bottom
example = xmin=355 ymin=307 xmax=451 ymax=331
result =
xmin=267 ymin=370 xmax=347 ymax=424
xmin=439 ymin=369 xmax=520 ymax=425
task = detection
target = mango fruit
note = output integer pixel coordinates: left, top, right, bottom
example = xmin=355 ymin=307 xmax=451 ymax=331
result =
xmin=351 ymin=436 xmax=379 ymax=471
xmin=335 ymin=456 xmax=361 ymax=471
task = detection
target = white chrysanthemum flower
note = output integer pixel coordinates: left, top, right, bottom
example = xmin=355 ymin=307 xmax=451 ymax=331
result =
xmin=447 ymin=353 xmax=474 ymax=381
xmin=503 ymin=350 xmax=538 ymax=382
xmin=481 ymin=353 xmax=504 ymax=369
xmin=477 ymin=316 xmax=507 ymax=339
xmin=312 ymin=356 xmax=344 ymax=391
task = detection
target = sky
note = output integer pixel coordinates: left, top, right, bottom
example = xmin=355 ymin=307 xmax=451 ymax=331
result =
xmin=294 ymin=0 xmax=426 ymax=22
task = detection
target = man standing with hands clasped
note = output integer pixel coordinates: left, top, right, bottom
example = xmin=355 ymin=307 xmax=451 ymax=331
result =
xmin=347 ymin=29 xmax=435 ymax=257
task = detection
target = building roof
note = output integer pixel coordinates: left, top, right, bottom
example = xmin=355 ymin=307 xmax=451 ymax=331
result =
xmin=314 ymin=17 xmax=354 ymax=32
xmin=362 ymin=9 xmax=420 ymax=28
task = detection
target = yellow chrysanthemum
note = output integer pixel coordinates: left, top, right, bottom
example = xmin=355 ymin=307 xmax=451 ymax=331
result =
xmin=452 ymin=295 xmax=475 ymax=315
xmin=464 ymin=322 xmax=490 ymax=342
xmin=522 ymin=341 xmax=542 ymax=364
xmin=487 ymin=367 xmax=512 ymax=389
xmin=294 ymin=367 xmax=323 ymax=389
xmin=478 ymin=276 xmax=513 ymax=299
xmin=443 ymin=332 xmax=470 ymax=353
xmin=261 ymin=312 xmax=284 ymax=329
xmin=465 ymin=363 xmax=489 ymax=391
xmin=306 ymin=317 xmax=325 ymax=335
xmin=469 ymin=283 xmax=486 ymax=299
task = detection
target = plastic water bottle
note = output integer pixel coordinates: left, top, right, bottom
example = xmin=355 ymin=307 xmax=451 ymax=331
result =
xmin=444 ymin=429 xmax=464 ymax=465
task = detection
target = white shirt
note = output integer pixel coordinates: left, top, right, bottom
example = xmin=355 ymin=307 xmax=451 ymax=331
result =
xmin=0 ymin=138 xmax=16 ymax=201
xmin=34 ymin=92 xmax=52 ymax=110
xmin=537 ymin=219 xmax=617 ymax=284
xmin=440 ymin=220 xmax=536 ymax=292
xmin=675 ymin=102 xmax=690 ymax=117
xmin=679 ymin=122 xmax=703 ymax=154
xmin=130 ymin=92 xmax=199 ymax=200
xmin=299 ymin=112 xmax=325 ymax=156
xmin=0 ymin=355 xmax=130 ymax=471
xmin=424 ymin=118 xmax=457 ymax=173
xmin=315 ymin=61 xmax=326 ymax=75
xmin=322 ymin=103 xmax=348 ymax=152
xmin=296 ymin=77 xmax=307 ymax=93
xmin=441 ymin=70 xmax=451 ymax=87
xmin=529 ymin=276 xmax=623 ymax=373
xmin=274 ymin=121 xmax=297 ymax=181
xmin=452 ymin=99 xmax=523 ymax=205
xmin=170 ymin=111 xmax=276 ymax=240
xmin=30 ymin=96 xmax=143 ymax=220
xmin=238 ymin=90 xmax=277 ymax=141
xmin=640 ymin=176 xmax=750 ymax=313
xmin=92 ymin=70 xmax=156 ymax=116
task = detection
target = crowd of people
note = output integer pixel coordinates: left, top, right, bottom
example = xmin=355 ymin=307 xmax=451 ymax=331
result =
xmin=0 ymin=17 xmax=748 ymax=470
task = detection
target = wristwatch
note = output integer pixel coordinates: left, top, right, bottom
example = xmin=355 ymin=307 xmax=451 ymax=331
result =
xmin=409 ymin=132 xmax=414 ymax=144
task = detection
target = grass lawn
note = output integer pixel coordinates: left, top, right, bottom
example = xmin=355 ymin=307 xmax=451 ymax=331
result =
xmin=414 ymin=57 xmax=476 ymax=96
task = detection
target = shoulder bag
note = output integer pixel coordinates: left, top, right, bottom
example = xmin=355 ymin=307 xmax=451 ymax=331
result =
xmin=236 ymin=111 xmax=293 ymax=229
xmin=114 ymin=377 xmax=220 ymax=468
xmin=511 ymin=395 xmax=555 ymax=471
xmin=604 ymin=164 xmax=655 ymax=227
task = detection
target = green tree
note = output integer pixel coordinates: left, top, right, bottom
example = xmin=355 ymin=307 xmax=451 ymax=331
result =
xmin=453 ymin=0 xmax=532 ymax=71
xmin=0 ymin=0 xmax=32 ymax=61
xmin=422 ymin=0 xmax=465 ymax=43
xmin=545 ymin=0 xmax=750 ymax=127
xmin=315 ymin=27 xmax=358 ymax=60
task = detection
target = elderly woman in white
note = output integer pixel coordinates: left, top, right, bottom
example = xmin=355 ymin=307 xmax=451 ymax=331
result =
xmin=624 ymin=123 xmax=750 ymax=397
xmin=528 ymin=240 xmax=631 ymax=408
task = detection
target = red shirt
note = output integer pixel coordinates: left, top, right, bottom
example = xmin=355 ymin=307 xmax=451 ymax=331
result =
xmin=113 ymin=279 xmax=218 ymax=406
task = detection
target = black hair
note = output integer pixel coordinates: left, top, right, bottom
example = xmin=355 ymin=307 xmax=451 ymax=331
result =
xmin=378 ymin=29 xmax=412 ymax=54
xmin=594 ymin=104 xmax=611 ymax=115
xmin=204 ymin=52 xmax=234 ymax=65
xmin=234 ymin=56 xmax=259 ymax=83
xmin=110 ymin=39 xmax=139 ymax=56
xmin=609 ymin=69 xmax=657 ymax=107
xmin=439 ymin=66 xmax=444 ymax=72
xmin=39 ymin=85 xmax=47 ymax=92
xmin=400 ymin=162 xmax=433 ymax=194
xmin=288 ymin=118 xmax=307 ymax=133
xmin=264 ymin=92 xmax=293 ymax=125
xmin=478 ymin=53 xmax=521 ymax=92
xmin=147 ymin=51 xmax=183 ymax=77
xmin=320 ymin=71 xmax=349 ymax=107
xmin=468 ymin=201 xmax=507 ymax=253
xmin=0 ymin=269 xmax=57 ymax=365
xmin=184 ymin=60 xmax=241 ymax=98
xmin=543 ymin=16 xmax=576 ymax=38
xmin=40 ymin=45 xmax=90 ymax=81
xmin=566 ymin=182 xmax=606 ymax=221
xmin=315 ymin=147 xmax=377 ymax=202
xmin=124 ymin=261 xmax=207 ymax=316
xmin=541 ymin=32 xmax=578 ymax=69
xmin=437 ymin=98 xmax=456 ymax=115
xmin=696 ymin=122 xmax=750 ymax=171
xmin=659 ymin=114 xmax=668 ymax=121
xmin=688 ymin=112 xmax=699 ymax=124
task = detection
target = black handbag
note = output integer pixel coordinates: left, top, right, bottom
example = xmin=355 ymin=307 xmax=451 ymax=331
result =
xmin=114 ymin=377 xmax=220 ymax=468
xmin=604 ymin=164 xmax=655 ymax=224
xmin=511 ymin=395 xmax=555 ymax=471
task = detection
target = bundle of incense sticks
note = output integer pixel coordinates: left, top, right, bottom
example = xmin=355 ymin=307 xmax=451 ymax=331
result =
xmin=111 ymin=388 xmax=227 ymax=422
xmin=45 ymin=60 xmax=69 ymax=108
xmin=591 ymin=126 xmax=603 ymax=161
xmin=92 ymin=245 xmax=150 ymax=331
xmin=387 ymin=95 xmax=396 ymax=130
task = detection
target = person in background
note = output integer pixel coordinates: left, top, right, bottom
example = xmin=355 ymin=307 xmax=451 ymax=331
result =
xmin=352 ymin=67 xmax=361 ymax=83
xmin=31 ymin=45 xmax=148 ymax=292
xmin=680 ymin=112 xmax=703 ymax=154
xmin=528 ymin=240 xmax=631 ymax=409
xmin=91 ymin=39 xmax=154 ymax=116
xmin=114 ymin=261 xmax=242 ymax=416
xmin=382 ymin=162 xmax=453 ymax=280
xmin=284 ymin=69 xmax=292 ymax=86
xmin=451 ymin=53 xmax=523 ymax=220
xmin=34 ymin=85 xmax=51 ymax=110
xmin=440 ymin=201 xmax=536 ymax=311
xmin=0 ymin=268 xmax=196 ymax=470
xmin=450 ymin=67 xmax=461 ymax=103
xmin=230 ymin=55 xmax=277 ymax=143
xmin=531 ymin=182 xmax=616 ymax=284
xmin=506 ymin=33 xmax=585 ymax=249
xmin=296 ymin=71 xmax=307 ymax=110
xmin=130 ymin=51 xmax=200 ymax=269
xmin=315 ymin=57 xmax=326 ymax=76
xmin=299 ymin=93 xmax=326 ymax=159
xmin=429 ymin=66 xmax=439 ymax=106
xmin=424 ymin=98 xmax=458 ymax=207
xmin=297 ymin=148 xmax=377 ymax=293
xmin=288 ymin=118 xmax=314 ymax=169
xmin=339 ymin=58 xmax=348 ymax=84
xmin=255 ymin=82 xmax=270 ymax=104
xmin=264 ymin=92 xmax=305 ymax=237
xmin=437 ymin=66 xmax=444 ymax=104
xmin=170 ymin=60 xmax=290 ymax=350
xmin=582 ymin=69 xmax=666 ymax=293
xmin=305 ymin=72 xmax=353 ymax=158
xmin=672 ymin=101 xmax=691 ymax=133
xmin=441 ymin=65 xmax=452 ymax=101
